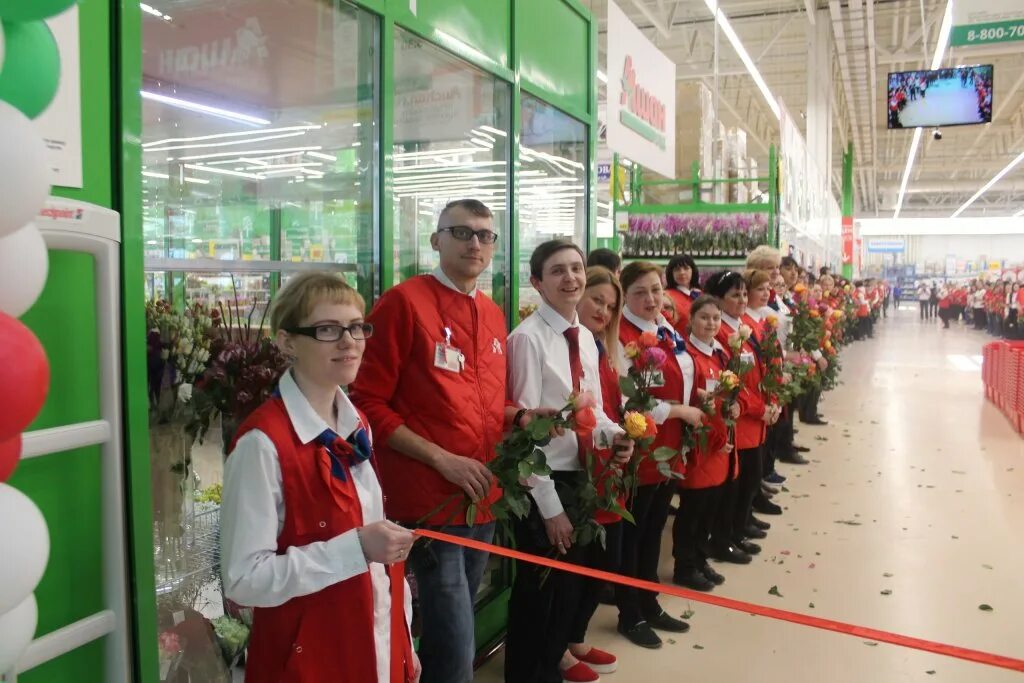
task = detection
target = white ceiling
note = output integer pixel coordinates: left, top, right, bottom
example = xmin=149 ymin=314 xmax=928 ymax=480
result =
xmin=588 ymin=0 xmax=1024 ymax=219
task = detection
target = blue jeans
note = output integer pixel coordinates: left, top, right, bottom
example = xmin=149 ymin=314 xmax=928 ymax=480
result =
xmin=413 ymin=522 xmax=495 ymax=683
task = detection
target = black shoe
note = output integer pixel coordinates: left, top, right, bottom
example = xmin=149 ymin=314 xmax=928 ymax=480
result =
xmin=779 ymin=451 xmax=809 ymax=465
xmin=646 ymin=610 xmax=691 ymax=633
xmin=754 ymin=498 xmax=783 ymax=515
xmin=701 ymin=564 xmax=725 ymax=585
xmin=793 ymin=445 xmax=811 ymax=453
xmin=802 ymin=417 xmax=828 ymax=426
xmin=750 ymin=516 xmax=771 ymax=530
xmin=598 ymin=583 xmax=616 ymax=605
xmin=735 ymin=539 xmax=761 ymax=555
xmin=617 ymin=621 xmax=663 ymax=649
xmin=672 ymin=568 xmax=715 ymax=592
xmin=743 ymin=524 xmax=767 ymax=539
xmin=711 ymin=544 xmax=752 ymax=564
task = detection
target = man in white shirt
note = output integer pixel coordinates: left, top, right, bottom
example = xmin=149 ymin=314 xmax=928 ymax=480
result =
xmin=505 ymin=239 xmax=633 ymax=683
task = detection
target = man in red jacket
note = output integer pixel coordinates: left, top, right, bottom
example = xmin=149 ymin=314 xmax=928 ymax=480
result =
xmin=351 ymin=199 xmax=510 ymax=683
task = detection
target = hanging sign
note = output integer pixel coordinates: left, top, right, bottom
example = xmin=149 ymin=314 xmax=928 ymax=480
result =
xmin=34 ymin=6 xmax=83 ymax=188
xmin=951 ymin=0 xmax=1024 ymax=46
xmin=841 ymin=217 xmax=854 ymax=265
xmin=605 ymin=0 xmax=675 ymax=179
xmin=867 ymin=238 xmax=905 ymax=253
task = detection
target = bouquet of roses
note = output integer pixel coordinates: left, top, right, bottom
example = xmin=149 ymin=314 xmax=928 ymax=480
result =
xmin=619 ymin=331 xmax=690 ymax=481
xmin=708 ymin=368 xmax=743 ymax=428
xmin=757 ymin=315 xmax=799 ymax=404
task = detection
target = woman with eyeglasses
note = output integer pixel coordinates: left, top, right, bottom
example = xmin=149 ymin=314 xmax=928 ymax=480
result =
xmin=221 ymin=272 xmax=420 ymax=683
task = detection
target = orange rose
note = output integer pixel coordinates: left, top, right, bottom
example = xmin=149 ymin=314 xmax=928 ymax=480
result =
xmin=643 ymin=413 xmax=658 ymax=438
xmin=574 ymin=406 xmax=598 ymax=439
xmin=809 ymin=309 xmax=820 ymax=318
xmin=638 ymin=331 xmax=659 ymax=348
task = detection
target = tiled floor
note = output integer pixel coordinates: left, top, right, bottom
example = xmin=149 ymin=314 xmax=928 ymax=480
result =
xmin=474 ymin=308 xmax=1024 ymax=682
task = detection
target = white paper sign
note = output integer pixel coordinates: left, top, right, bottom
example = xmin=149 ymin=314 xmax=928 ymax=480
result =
xmin=36 ymin=6 xmax=83 ymax=188
xmin=605 ymin=0 xmax=676 ymax=179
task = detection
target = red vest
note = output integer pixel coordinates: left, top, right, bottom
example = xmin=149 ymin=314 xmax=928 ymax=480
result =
xmin=716 ymin=317 xmax=767 ymax=450
xmin=230 ymin=398 xmax=413 ymax=683
xmin=682 ymin=340 xmax=733 ymax=489
xmin=619 ymin=318 xmax=686 ymax=486
xmin=594 ymin=348 xmax=624 ymax=524
xmin=351 ymin=275 xmax=507 ymax=525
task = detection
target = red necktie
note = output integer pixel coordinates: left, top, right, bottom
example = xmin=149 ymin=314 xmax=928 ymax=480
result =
xmin=564 ymin=327 xmax=587 ymax=464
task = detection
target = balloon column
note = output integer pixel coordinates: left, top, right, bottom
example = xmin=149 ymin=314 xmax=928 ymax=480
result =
xmin=0 ymin=0 xmax=78 ymax=673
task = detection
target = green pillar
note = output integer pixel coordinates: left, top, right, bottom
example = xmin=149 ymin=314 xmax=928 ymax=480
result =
xmin=842 ymin=143 xmax=854 ymax=280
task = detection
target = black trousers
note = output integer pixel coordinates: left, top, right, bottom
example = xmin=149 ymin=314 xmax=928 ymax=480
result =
xmin=800 ymin=387 xmax=822 ymax=422
xmin=711 ymin=447 xmax=761 ymax=545
xmin=506 ymin=473 xmax=587 ymax=683
xmin=974 ymin=309 xmax=987 ymax=329
xmin=615 ymin=481 xmax=674 ymax=627
xmin=920 ymin=301 xmax=929 ymax=319
xmin=568 ymin=521 xmax=622 ymax=644
xmin=672 ymin=485 xmax=723 ymax=573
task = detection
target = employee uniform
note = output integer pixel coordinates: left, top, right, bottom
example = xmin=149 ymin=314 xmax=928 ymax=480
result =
xmin=665 ymin=286 xmax=699 ymax=334
xmin=616 ymin=308 xmax=695 ymax=629
xmin=222 ymin=370 xmax=414 ymax=683
xmin=350 ymin=268 xmax=507 ymax=683
xmin=505 ymin=302 xmax=624 ymax=683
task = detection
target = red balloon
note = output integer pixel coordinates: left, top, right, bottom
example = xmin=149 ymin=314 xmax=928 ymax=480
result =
xmin=0 ymin=434 xmax=21 ymax=481
xmin=0 ymin=312 xmax=50 ymax=439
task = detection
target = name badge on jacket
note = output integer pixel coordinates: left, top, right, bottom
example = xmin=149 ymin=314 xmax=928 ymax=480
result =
xmin=740 ymin=351 xmax=755 ymax=366
xmin=434 ymin=343 xmax=464 ymax=373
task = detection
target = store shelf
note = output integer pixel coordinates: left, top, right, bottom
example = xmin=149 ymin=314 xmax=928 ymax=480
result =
xmin=144 ymin=258 xmax=357 ymax=274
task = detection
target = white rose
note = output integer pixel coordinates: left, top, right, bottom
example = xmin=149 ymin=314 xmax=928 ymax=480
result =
xmin=160 ymin=349 xmax=169 ymax=360
xmin=178 ymin=383 xmax=193 ymax=403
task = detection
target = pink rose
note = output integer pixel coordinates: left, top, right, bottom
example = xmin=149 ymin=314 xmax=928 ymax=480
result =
xmin=641 ymin=346 xmax=668 ymax=369
xmin=574 ymin=390 xmax=597 ymax=410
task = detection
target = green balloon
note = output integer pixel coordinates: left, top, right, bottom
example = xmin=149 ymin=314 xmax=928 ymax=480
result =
xmin=0 ymin=20 xmax=60 ymax=119
xmin=0 ymin=0 xmax=77 ymax=22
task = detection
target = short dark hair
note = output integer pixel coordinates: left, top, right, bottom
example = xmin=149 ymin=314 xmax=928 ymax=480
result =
xmin=438 ymin=199 xmax=493 ymax=228
xmin=587 ymin=248 xmax=621 ymax=273
xmin=819 ymin=266 xmax=830 ymax=276
xmin=781 ymin=256 xmax=798 ymax=269
xmin=666 ymin=255 xmax=699 ymax=288
xmin=703 ymin=270 xmax=746 ymax=299
xmin=530 ymin=239 xmax=585 ymax=280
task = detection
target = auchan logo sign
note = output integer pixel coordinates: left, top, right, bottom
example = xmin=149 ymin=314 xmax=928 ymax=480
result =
xmin=619 ymin=55 xmax=667 ymax=149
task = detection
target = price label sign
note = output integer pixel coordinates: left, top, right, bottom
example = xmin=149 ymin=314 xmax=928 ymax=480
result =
xmin=951 ymin=0 xmax=1024 ymax=46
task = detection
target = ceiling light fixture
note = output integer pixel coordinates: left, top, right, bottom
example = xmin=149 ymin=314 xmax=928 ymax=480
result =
xmin=141 ymin=90 xmax=271 ymax=126
xmin=951 ymin=150 xmax=1024 ymax=217
xmin=143 ymin=125 xmax=319 ymax=149
xmin=175 ymin=146 xmax=323 ymax=162
xmin=703 ymin=0 xmax=780 ymax=120
xmin=893 ymin=0 xmax=953 ymax=218
xmin=182 ymin=163 xmax=263 ymax=180
xmin=142 ymin=170 xmax=169 ymax=179
xmin=597 ymin=70 xmax=608 ymax=84
xmin=144 ymin=131 xmax=310 ymax=152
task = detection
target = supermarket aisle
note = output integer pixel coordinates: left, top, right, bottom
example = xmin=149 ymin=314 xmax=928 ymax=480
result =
xmin=474 ymin=307 xmax=1024 ymax=682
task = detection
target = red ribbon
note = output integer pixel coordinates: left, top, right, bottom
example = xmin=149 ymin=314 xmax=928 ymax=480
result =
xmin=413 ymin=528 xmax=1024 ymax=673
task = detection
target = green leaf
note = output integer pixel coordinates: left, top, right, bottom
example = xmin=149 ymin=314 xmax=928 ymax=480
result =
xmin=466 ymin=503 xmax=478 ymax=527
xmin=609 ymin=502 xmax=635 ymax=525
xmin=652 ymin=446 xmax=677 ymax=462
xmin=528 ymin=417 xmax=553 ymax=440
xmin=619 ymin=376 xmax=638 ymax=399
xmin=978 ymin=604 xmax=994 ymax=612
xmin=693 ymin=644 xmax=704 ymax=650
xmin=681 ymin=609 xmax=695 ymax=619
xmin=880 ymin=589 xmax=892 ymax=596
xmin=808 ymin=602 xmax=815 ymax=609
xmin=656 ymin=461 xmax=673 ymax=480
xmin=518 ymin=460 xmax=533 ymax=480
xmin=768 ymin=585 xmax=783 ymax=597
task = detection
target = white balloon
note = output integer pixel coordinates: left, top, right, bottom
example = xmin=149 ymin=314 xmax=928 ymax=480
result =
xmin=0 ymin=102 xmax=51 ymax=239
xmin=0 ymin=594 xmax=37 ymax=672
xmin=0 ymin=485 xmax=49 ymax=615
xmin=0 ymin=223 xmax=48 ymax=317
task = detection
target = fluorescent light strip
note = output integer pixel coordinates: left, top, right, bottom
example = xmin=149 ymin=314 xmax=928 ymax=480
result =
xmin=145 ymin=131 xmax=309 ymax=152
xmin=951 ymin=150 xmax=1024 ymax=217
xmin=182 ymin=163 xmax=262 ymax=180
xmin=597 ymin=70 xmax=608 ymax=84
xmin=141 ymin=90 xmax=270 ymax=126
xmin=478 ymin=125 xmax=507 ymax=138
xmin=306 ymin=151 xmax=337 ymax=162
xmin=142 ymin=170 xmax=169 ymax=179
xmin=176 ymin=146 xmax=323 ymax=161
xmin=894 ymin=0 xmax=953 ymax=218
xmin=140 ymin=3 xmax=171 ymax=20
xmin=703 ymin=0 xmax=780 ymax=120
xmin=143 ymin=125 xmax=320 ymax=149
xmin=183 ymin=177 xmax=210 ymax=185
xmin=1014 ymin=208 xmax=1024 ymax=217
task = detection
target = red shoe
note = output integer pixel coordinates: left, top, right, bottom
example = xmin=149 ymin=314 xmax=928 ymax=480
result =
xmin=561 ymin=661 xmax=600 ymax=683
xmin=573 ymin=647 xmax=618 ymax=674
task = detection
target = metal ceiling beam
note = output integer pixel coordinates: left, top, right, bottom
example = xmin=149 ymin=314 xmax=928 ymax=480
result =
xmin=630 ymin=0 xmax=672 ymax=39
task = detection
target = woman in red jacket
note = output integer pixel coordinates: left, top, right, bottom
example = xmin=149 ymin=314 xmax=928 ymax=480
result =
xmin=705 ymin=271 xmax=780 ymax=565
xmin=671 ymin=295 xmax=738 ymax=591
xmin=616 ymin=261 xmax=706 ymax=649
xmin=221 ymin=272 xmax=419 ymax=683
xmin=665 ymin=254 xmax=701 ymax=333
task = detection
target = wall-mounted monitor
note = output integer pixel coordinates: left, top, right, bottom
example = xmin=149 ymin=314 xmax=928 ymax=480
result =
xmin=887 ymin=65 xmax=993 ymax=129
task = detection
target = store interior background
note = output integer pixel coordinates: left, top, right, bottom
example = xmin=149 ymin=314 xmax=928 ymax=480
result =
xmin=6 ymin=0 xmax=1022 ymax=681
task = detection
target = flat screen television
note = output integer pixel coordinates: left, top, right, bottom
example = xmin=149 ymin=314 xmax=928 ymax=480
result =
xmin=887 ymin=65 xmax=993 ymax=129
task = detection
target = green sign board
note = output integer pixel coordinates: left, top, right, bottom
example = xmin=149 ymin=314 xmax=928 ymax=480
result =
xmin=951 ymin=0 xmax=1024 ymax=46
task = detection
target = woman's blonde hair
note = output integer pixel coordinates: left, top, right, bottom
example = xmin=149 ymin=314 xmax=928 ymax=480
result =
xmin=270 ymin=272 xmax=365 ymax=333
xmin=584 ymin=266 xmax=623 ymax=372
xmin=743 ymin=268 xmax=772 ymax=291
xmin=746 ymin=245 xmax=781 ymax=270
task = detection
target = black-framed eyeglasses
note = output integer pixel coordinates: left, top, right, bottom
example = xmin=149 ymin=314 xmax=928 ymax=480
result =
xmin=286 ymin=323 xmax=374 ymax=342
xmin=438 ymin=225 xmax=499 ymax=245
